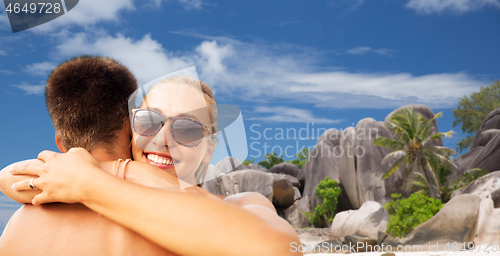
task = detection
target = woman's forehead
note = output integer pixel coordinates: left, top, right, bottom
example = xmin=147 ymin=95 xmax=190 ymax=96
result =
xmin=142 ymin=83 xmax=210 ymax=121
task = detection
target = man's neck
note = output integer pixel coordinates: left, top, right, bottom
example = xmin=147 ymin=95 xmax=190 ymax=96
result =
xmin=90 ymin=145 xmax=131 ymax=162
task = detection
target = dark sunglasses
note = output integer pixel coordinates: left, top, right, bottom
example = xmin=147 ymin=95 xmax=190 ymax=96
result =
xmin=132 ymin=109 xmax=211 ymax=147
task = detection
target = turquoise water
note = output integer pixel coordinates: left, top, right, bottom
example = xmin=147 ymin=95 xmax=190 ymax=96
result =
xmin=0 ymin=193 xmax=22 ymax=234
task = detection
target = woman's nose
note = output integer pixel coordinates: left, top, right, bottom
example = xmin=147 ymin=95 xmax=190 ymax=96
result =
xmin=151 ymin=125 xmax=170 ymax=150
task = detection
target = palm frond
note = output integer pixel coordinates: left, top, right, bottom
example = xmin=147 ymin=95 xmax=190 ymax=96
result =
xmin=382 ymin=156 xmax=406 ymax=180
xmin=381 ymin=150 xmax=407 ymax=164
xmin=373 ymin=136 xmax=405 ymax=151
xmin=447 ymin=168 xmax=489 ymax=192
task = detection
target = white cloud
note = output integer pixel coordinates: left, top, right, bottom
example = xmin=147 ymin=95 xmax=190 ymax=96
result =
xmin=195 ymin=41 xmax=233 ymax=81
xmin=34 ymin=30 xmax=484 ymax=109
xmin=0 ymin=70 xmax=15 ymax=75
xmin=286 ymin=72 xmax=479 ymax=108
xmin=0 ymin=50 xmax=7 ymax=56
xmin=178 ymin=0 xmax=204 ymax=10
xmin=149 ymin=0 xmax=205 ymax=10
xmin=24 ymin=61 xmax=57 ymax=76
xmin=346 ymin=46 xmax=371 ymax=55
xmin=13 ymin=83 xmax=45 ymax=95
xmin=31 ymin=0 xmax=135 ymax=32
xmin=55 ymin=32 xmax=193 ymax=85
xmin=406 ymin=0 xmax=500 ymax=14
xmin=346 ymin=46 xmax=396 ymax=56
xmin=252 ymin=106 xmax=341 ymax=124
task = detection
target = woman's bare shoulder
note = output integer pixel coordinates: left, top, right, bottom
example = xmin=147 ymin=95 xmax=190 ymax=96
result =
xmin=223 ymin=192 xmax=276 ymax=213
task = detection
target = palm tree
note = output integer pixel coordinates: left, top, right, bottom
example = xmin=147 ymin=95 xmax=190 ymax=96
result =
xmin=258 ymin=151 xmax=285 ymax=169
xmin=241 ymin=158 xmax=256 ymax=165
xmin=286 ymin=148 xmax=310 ymax=168
xmin=373 ymin=107 xmax=455 ymax=199
xmin=413 ymin=167 xmax=488 ymax=202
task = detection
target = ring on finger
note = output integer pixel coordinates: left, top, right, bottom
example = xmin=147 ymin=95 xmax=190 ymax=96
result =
xmin=29 ymin=178 xmax=36 ymax=190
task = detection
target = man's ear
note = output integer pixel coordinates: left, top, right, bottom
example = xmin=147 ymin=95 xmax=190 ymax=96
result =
xmin=55 ymin=134 xmax=68 ymax=153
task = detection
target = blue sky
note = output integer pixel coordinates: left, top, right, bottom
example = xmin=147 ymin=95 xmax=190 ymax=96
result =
xmin=0 ymin=0 xmax=499 ymax=171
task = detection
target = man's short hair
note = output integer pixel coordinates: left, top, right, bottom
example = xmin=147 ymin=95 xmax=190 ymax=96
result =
xmin=45 ymin=55 xmax=137 ymax=152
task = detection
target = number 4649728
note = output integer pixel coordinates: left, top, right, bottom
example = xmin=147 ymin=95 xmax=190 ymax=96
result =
xmin=5 ymin=3 xmax=62 ymax=14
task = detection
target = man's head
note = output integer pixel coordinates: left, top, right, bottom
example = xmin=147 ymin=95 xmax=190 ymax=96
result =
xmin=45 ymin=56 xmax=137 ymax=154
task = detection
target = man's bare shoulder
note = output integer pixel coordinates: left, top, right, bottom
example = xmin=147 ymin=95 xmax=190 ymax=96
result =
xmin=223 ymin=192 xmax=276 ymax=213
xmin=0 ymin=203 xmax=175 ymax=256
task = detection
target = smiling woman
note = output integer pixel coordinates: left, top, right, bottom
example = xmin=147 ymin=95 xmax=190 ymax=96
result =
xmin=130 ymin=75 xmax=219 ymax=186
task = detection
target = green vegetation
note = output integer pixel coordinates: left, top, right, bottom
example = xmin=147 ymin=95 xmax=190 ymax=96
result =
xmin=241 ymin=158 xmax=255 ymax=165
xmin=303 ymin=177 xmax=341 ymax=227
xmin=412 ymin=160 xmax=488 ymax=203
xmin=443 ymin=168 xmax=488 ymax=200
xmin=384 ymin=193 xmax=444 ymax=238
xmin=258 ymin=151 xmax=285 ymax=169
xmin=286 ymin=148 xmax=309 ymax=168
xmin=453 ymin=80 xmax=500 ymax=153
xmin=373 ymin=107 xmax=455 ymax=199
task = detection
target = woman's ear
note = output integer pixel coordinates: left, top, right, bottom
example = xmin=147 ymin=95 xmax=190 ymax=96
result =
xmin=55 ymin=134 xmax=68 ymax=153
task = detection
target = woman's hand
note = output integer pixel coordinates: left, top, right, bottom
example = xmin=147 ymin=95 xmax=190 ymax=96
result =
xmin=10 ymin=148 xmax=102 ymax=206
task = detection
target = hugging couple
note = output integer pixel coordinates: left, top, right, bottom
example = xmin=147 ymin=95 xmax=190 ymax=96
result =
xmin=0 ymin=56 xmax=301 ymax=256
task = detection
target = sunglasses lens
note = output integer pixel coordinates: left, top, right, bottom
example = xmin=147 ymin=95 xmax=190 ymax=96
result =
xmin=172 ymin=119 xmax=206 ymax=146
xmin=134 ymin=111 xmax=164 ymax=135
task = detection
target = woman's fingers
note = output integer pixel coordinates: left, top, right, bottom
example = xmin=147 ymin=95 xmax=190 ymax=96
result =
xmin=32 ymin=193 xmax=48 ymax=206
xmin=12 ymin=178 xmax=40 ymax=192
xmin=9 ymin=161 xmax=45 ymax=176
xmin=37 ymin=150 xmax=59 ymax=162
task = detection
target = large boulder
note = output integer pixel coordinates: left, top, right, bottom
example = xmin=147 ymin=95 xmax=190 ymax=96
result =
xmin=296 ymin=164 xmax=307 ymax=195
xmin=477 ymin=129 xmax=500 ymax=147
xmin=216 ymin=157 xmax=246 ymax=173
xmin=451 ymin=171 xmax=500 ymax=206
xmin=404 ymin=194 xmax=480 ymax=249
xmin=468 ymin=132 xmax=500 ymax=173
xmin=299 ymin=129 xmax=342 ymax=211
xmin=270 ymin=173 xmax=297 ymax=208
xmin=355 ymin=118 xmax=403 ymax=207
xmin=225 ymin=170 xmax=274 ymax=200
xmin=244 ymin=164 xmax=265 ymax=171
xmin=284 ymin=196 xmax=311 ymax=228
xmin=268 ymin=163 xmax=300 ymax=177
xmin=472 ymin=108 xmax=500 ymax=148
xmin=201 ymin=174 xmax=236 ymax=196
xmin=337 ymin=120 xmax=404 ymax=210
xmin=338 ymin=127 xmax=359 ymax=208
xmin=474 ymin=197 xmax=500 ymax=243
xmin=330 ymin=201 xmax=388 ymax=242
xmin=385 ymin=104 xmax=442 ymax=146
xmin=270 ymin=173 xmax=301 ymax=190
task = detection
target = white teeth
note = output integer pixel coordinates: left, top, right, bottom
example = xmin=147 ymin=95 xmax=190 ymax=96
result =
xmin=147 ymin=154 xmax=175 ymax=165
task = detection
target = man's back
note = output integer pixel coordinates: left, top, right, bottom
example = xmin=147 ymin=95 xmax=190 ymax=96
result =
xmin=0 ymin=203 xmax=175 ymax=256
